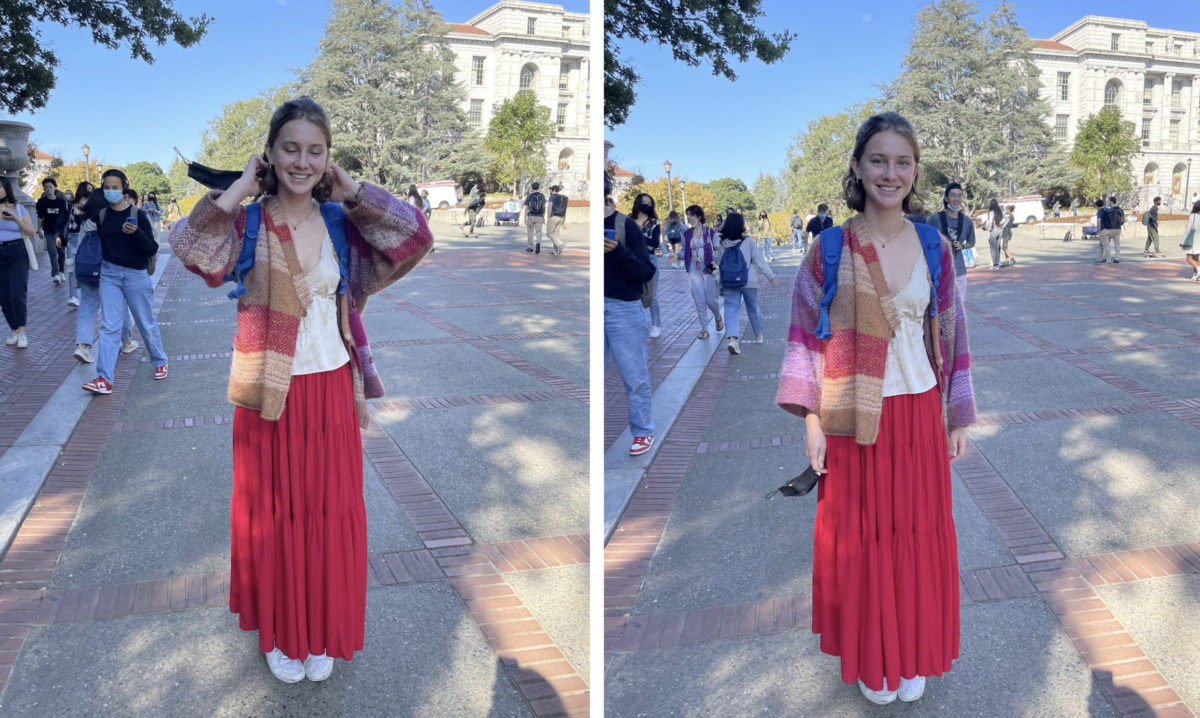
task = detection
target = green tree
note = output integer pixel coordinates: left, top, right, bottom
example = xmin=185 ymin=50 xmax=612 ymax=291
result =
xmin=483 ymin=90 xmax=557 ymax=195
xmin=703 ymin=177 xmax=755 ymax=213
xmin=1069 ymin=106 xmax=1139 ymax=199
xmin=1 ymin=1 xmax=211 ymax=114
xmin=620 ymin=176 xmax=716 ymax=221
xmin=604 ymin=0 xmax=793 ymax=128
xmin=1030 ymin=141 xmax=1081 ymax=200
xmin=48 ymin=158 xmax=116 ymax=195
xmin=752 ymin=172 xmax=778 ymax=213
xmin=166 ymin=157 xmax=203 ymax=199
xmin=196 ymin=86 xmax=295 ymax=172
xmin=123 ymin=160 xmax=172 ymax=198
xmin=784 ymin=102 xmax=875 ymax=215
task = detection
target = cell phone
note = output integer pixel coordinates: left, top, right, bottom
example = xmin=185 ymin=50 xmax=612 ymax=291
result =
xmin=603 ymin=229 xmax=616 ymax=243
xmin=124 ymin=216 xmax=138 ymax=226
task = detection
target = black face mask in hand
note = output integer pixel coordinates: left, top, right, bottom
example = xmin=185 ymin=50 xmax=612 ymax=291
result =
xmin=174 ymin=147 xmax=243 ymax=191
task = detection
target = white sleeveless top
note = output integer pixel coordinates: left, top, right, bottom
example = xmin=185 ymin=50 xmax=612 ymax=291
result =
xmin=882 ymin=258 xmax=939 ymax=397
xmin=292 ymin=232 xmax=351 ymax=376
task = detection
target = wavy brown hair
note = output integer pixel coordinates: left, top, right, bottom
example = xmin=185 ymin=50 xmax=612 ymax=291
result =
xmin=258 ymin=96 xmax=334 ymax=203
xmin=841 ymin=111 xmax=925 ymax=215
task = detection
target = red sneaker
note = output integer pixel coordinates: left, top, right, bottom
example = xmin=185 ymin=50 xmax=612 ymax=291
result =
xmin=83 ymin=377 xmax=112 ymax=395
xmin=630 ymin=436 xmax=654 ymax=456
xmin=153 ymin=364 xmax=168 ymax=380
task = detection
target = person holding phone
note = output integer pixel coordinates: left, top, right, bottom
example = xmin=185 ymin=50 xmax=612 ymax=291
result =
xmin=81 ymin=169 xmax=168 ymax=395
xmin=0 ymin=177 xmax=36 ymax=348
xmin=680 ymin=204 xmax=722 ymax=339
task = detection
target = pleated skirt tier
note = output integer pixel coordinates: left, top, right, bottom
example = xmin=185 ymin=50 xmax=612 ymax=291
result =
xmin=230 ymin=363 xmax=367 ymax=660
xmin=813 ymin=386 xmax=960 ymax=692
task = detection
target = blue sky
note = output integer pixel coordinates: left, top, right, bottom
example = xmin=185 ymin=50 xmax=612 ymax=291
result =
xmin=11 ymin=0 xmax=588 ymax=173
xmin=605 ymin=1 xmax=1200 ymax=186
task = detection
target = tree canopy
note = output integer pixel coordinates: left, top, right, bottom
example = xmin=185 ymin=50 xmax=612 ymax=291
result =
xmin=620 ymin=176 xmax=716 ymax=221
xmin=0 ymin=0 xmax=211 ymax=114
xmin=783 ymin=102 xmax=875 ymax=215
xmin=751 ymin=172 xmax=779 ymax=213
xmin=483 ymin=90 xmax=557 ymax=196
xmin=1069 ymin=106 xmax=1139 ymax=199
xmin=123 ymin=160 xmax=172 ymax=198
xmin=702 ymin=177 xmax=755 ymax=213
xmin=196 ymin=86 xmax=295 ymax=173
xmin=604 ymin=0 xmax=793 ymax=128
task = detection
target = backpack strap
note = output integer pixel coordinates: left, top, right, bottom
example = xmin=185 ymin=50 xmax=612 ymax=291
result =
xmin=915 ymin=223 xmax=943 ymax=320
xmin=614 ymin=211 xmax=627 ymax=245
xmin=814 ymin=226 xmax=844 ymax=340
xmin=320 ymin=202 xmax=350 ymax=297
xmin=224 ymin=202 xmax=260 ymax=300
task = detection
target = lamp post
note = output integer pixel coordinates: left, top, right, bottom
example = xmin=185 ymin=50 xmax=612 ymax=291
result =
xmin=663 ymin=160 xmax=673 ymax=214
xmin=82 ymin=144 xmax=90 ymax=185
xmin=679 ymin=178 xmax=687 ymax=211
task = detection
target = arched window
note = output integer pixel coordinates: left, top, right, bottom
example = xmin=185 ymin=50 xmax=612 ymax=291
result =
xmin=1104 ymin=80 xmax=1120 ymax=106
xmin=1144 ymin=162 xmax=1159 ymax=185
xmin=558 ymin=148 xmax=573 ymax=171
xmin=519 ymin=64 xmax=537 ymax=91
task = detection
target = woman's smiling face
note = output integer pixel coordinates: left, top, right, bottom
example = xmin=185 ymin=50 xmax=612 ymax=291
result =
xmin=851 ymin=130 xmax=918 ymax=213
xmin=266 ymin=119 xmax=328 ymax=198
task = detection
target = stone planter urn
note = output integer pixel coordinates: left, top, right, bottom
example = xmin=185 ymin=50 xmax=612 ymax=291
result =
xmin=0 ymin=120 xmax=42 ymax=247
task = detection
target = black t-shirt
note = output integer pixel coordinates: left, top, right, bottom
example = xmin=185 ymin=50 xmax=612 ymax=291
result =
xmin=36 ymin=195 xmax=69 ymax=237
xmin=98 ymin=204 xmax=158 ymax=270
xmin=805 ymin=215 xmax=833 ymax=238
xmin=604 ymin=212 xmax=655 ymax=302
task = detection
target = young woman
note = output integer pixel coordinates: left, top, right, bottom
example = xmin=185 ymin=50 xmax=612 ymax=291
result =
xmin=63 ymin=182 xmax=93 ymax=308
xmin=164 ymin=196 xmax=183 ymax=230
xmin=663 ymin=210 xmax=685 ymax=267
xmin=776 ymin=111 xmax=975 ymax=706
xmin=71 ymin=184 xmax=136 ymax=364
xmin=142 ymin=192 xmax=162 ymax=231
xmin=0 ymin=177 xmax=35 ymax=348
xmin=680 ymin=204 xmax=722 ymax=338
xmin=983 ymin=198 xmax=1004 ymax=270
xmin=757 ymin=210 xmax=776 ymax=261
xmin=714 ymin=212 xmax=774 ymax=354
xmin=630 ymin=193 xmax=663 ymax=338
xmin=406 ymin=184 xmax=421 ymax=209
xmin=81 ymin=170 xmax=167 ymax=394
xmin=170 ymin=96 xmax=432 ymax=684
xmin=1183 ymin=201 xmax=1200 ymax=280
xmin=1001 ymin=204 xmax=1016 ymax=267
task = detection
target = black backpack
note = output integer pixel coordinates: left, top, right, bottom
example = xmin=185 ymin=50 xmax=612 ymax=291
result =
xmin=551 ymin=193 xmax=568 ymax=216
xmin=526 ymin=192 xmax=546 ymax=215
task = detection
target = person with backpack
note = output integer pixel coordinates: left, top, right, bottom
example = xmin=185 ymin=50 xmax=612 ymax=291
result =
xmin=714 ymin=212 xmax=774 ymax=354
xmin=603 ymin=172 xmax=656 ymax=456
xmin=170 ymin=96 xmax=432 ymax=684
xmin=36 ymin=177 xmax=70 ymax=285
xmin=523 ymin=181 xmax=548 ymax=253
xmin=1107 ymin=196 xmax=1123 ymax=263
xmin=805 ymin=204 xmax=834 ymax=254
xmin=1001 ymin=204 xmax=1017 ymax=267
xmin=663 ymin=210 xmax=685 ymax=266
xmin=68 ymin=184 xmax=136 ymax=364
xmin=1143 ymin=196 xmax=1164 ymax=257
xmin=1095 ymin=198 xmax=1118 ymax=264
xmin=926 ymin=182 xmax=977 ymax=301
xmin=630 ymin=193 xmax=663 ymax=337
xmin=776 ymin=111 xmax=976 ymax=707
xmin=789 ymin=209 xmax=805 ymax=250
xmin=80 ymin=170 xmax=167 ymax=394
xmin=546 ymin=185 xmax=568 ymax=255
xmin=681 ymin=204 xmax=722 ymax=338
xmin=463 ymin=188 xmax=484 ymax=237
xmin=0 ymin=177 xmax=36 ymax=349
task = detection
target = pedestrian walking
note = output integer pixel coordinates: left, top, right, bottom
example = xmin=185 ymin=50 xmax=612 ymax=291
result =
xmin=1001 ymin=204 xmax=1016 ymax=267
xmin=70 ymin=190 xmax=137 ymax=365
xmin=0 ymin=177 xmax=35 ymax=349
xmin=1052 ymin=199 xmax=1061 ymax=218
xmin=756 ymin=211 xmax=776 ymax=261
xmin=1183 ymin=201 xmax=1200 ymax=280
xmin=164 ymin=196 xmax=182 ymax=231
xmin=141 ymin=192 xmax=162 ymax=231
xmin=35 ymin=177 xmax=69 ymax=285
xmin=982 ymin=199 xmax=1004 ymax=270
xmin=1095 ymin=198 xmax=1114 ymax=264
xmin=805 ymin=204 xmax=834 ymax=254
xmin=776 ymin=111 xmax=976 ymax=706
xmin=715 ymin=212 xmax=774 ymax=354
xmin=1108 ymin=196 xmax=1124 ymax=263
xmin=713 ymin=213 xmax=725 ymax=234
xmin=603 ymin=171 xmax=656 ymax=456
xmin=681 ymin=204 xmax=722 ymax=338
xmin=926 ymin=183 xmax=976 ymax=301
xmin=546 ymin=185 xmax=568 ymax=255
xmin=663 ymin=210 xmax=685 ymax=265
xmin=1070 ymin=197 xmax=1078 ymax=217
xmin=63 ymin=182 xmax=93 ymax=308
xmin=169 ymin=96 xmax=433 ymax=684
xmin=405 ymin=184 xmax=422 ymax=210
xmin=789 ymin=209 xmax=805 ymax=250
xmin=629 ymin=193 xmax=663 ymax=338
xmin=1144 ymin=196 xmax=1164 ymax=256
xmin=463 ymin=188 xmax=484 ymax=237
xmin=81 ymin=170 xmax=168 ymax=395
xmin=419 ymin=189 xmax=431 ymax=220
xmin=523 ymin=181 xmax=548 ymax=253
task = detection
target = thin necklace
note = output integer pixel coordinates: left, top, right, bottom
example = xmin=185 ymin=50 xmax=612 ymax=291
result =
xmin=282 ymin=200 xmax=317 ymax=231
xmin=860 ymin=214 xmax=906 ymax=248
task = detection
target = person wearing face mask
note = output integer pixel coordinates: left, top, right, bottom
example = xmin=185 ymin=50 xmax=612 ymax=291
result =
xmin=0 ymin=177 xmax=36 ymax=348
xmin=680 ymin=204 xmax=722 ymax=338
xmin=757 ymin=211 xmax=776 ymax=261
xmin=805 ymin=204 xmax=834 ymax=253
xmin=926 ymin=182 xmax=976 ymax=302
xmin=629 ymin=193 xmax=663 ymax=337
xmin=170 ymin=96 xmax=432 ymax=684
xmin=165 ymin=196 xmax=182 ymax=231
xmin=142 ymin=192 xmax=161 ymax=232
xmin=789 ymin=209 xmax=805 ymax=251
xmin=70 ymin=184 xmax=137 ymax=364
xmin=80 ymin=170 xmax=168 ymax=395
xmin=777 ymin=112 xmax=975 ymax=706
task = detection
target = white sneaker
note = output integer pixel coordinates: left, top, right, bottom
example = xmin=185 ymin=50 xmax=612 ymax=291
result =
xmin=5 ymin=331 xmax=16 ymax=346
xmin=58 ymin=273 xmax=67 ymax=283
xmin=304 ymin=653 xmax=334 ymax=682
xmin=120 ymin=340 xmax=139 ymax=354
xmin=67 ymin=296 xmax=79 ymax=307
xmin=15 ymin=333 xmax=27 ymax=349
xmin=52 ymin=274 xmax=61 ymax=285
xmin=727 ymin=337 xmax=740 ymax=355
xmin=753 ymin=334 xmax=764 ymax=344
xmin=858 ymin=678 xmax=898 ymax=705
xmin=74 ymin=346 xmax=94 ymax=363
xmin=264 ymin=648 xmax=305 ymax=683
xmin=898 ymin=676 xmax=926 ymax=702
xmin=649 ymin=326 xmax=661 ymax=338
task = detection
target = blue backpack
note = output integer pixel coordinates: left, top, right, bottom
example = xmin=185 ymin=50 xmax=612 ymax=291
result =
xmin=814 ymin=223 xmax=943 ymax=340
xmin=75 ymin=230 xmax=103 ymax=285
xmin=719 ymin=239 xmax=750 ymax=288
xmin=224 ymin=202 xmax=352 ymax=300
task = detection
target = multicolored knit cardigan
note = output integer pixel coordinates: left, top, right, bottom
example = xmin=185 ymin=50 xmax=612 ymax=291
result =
xmin=775 ymin=217 xmax=976 ymax=445
xmin=169 ymin=184 xmax=432 ymax=428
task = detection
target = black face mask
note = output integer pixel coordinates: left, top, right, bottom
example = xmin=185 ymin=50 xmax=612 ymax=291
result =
xmin=175 ymin=147 xmax=243 ymax=190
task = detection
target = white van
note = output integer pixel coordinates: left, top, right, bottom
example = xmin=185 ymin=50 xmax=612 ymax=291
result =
xmin=1001 ymin=195 xmax=1047 ymax=225
xmin=417 ymin=180 xmax=463 ymax=209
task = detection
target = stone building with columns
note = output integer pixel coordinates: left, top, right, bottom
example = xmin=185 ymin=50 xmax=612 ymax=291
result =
xmin=1033 ymin=16 xmax=1200 ymax=207
xmin=446 ymin=1 xmax=590 ymax=196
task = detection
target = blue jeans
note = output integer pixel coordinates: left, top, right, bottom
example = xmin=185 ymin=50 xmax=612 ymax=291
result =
xmin=723 ymin=286 xmax=763 ymax=339
xmin=648 ymin=252 xmax=662 ymax=327
xmin=605 ymin=297 xmax=653 ymax=437
xmin=76 ymin=280 xmax=132 ymax=346
xmin=65 ymin=232 xmax=81 ymax=299
xmin=96 ymin=261 xmax=166 ymax=381
xmin=759 ymin=236 xmax=774 ymax=260
xmin=792 ymin=229 xmax=803 ymax=249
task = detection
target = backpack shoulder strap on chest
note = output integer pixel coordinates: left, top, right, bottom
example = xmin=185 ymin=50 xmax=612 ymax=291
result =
xmin=814 ymin=226 xmax=844 ymax=340
xmin=225 ymin=202 xmax=261 ymax=300
xmin=915 ymin=222 xmax=943 ymax=319
xmin=614 ymin=212 xmax=627 ymax=245
xmin=320 ymin=202 xmax=350 ymax=296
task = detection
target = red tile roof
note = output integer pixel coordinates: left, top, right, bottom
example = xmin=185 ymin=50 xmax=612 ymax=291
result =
xmin=1034 ymin=40 xmax=1074 ymax=52
xmin=609 ymin=165 xmax=634 ymax=177
xmin=31 ymin=148 xmax=54 ymax=160
xmin=448 ymin=23 xmax=490 ymax=36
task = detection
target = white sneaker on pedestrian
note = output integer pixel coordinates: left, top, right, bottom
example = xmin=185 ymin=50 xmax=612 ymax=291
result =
xmin=120 ymin=340 xmax=139 ymax=354
xmin=727 ymin=337 xmax=740 ymax=355
xmin=753 ymin=334 xmax=764 ymax=344
xmin=74 ymin=346 xmax=94 ymax=363
xmin=5 ymin=331 xmax=16 ymax=346
xmin=898 ymin=676 xmax=926 ymax=702
xmin=67 ymin=296 xmax=79 ymax=307
xmin=52 ymin=274 xmax=61 ymax=285
xmin=15 ymin=333 xmax=27 ymax=349
xmin=304 ymin=653 xmax=334 ymax=682
xmin=649 ymin=325 xmax=661 ymax=338
xmin=264 ymin=648 xmax=305 ymax=683
xmin=858 ymin=678 xmax=898 ymax=705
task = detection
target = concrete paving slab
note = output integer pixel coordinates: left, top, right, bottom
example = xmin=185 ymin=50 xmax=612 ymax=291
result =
xmin=985 ymin=299 xmax=1108 ymax=322
xmin=1098 ymin=573 xmax=1200 ymax=711
xmin=51 ymin=427 xmax=233 ymax=588
xmin=505 ymin=564 xmax=589 ymax=682
xmin=604 ymin=468 xmax=646 ymax=540
xmin=1083 ymin=294 xmax=1200 ymax=316
xmin=970 ymin=411 xmax=1200 ymax=556
xmin=383 ymin=283 xmax=526 ymax=306
xmin=117 ymin=356 xmax=235 ymax=421
xmin=0 ymin=582 xmax=532 ymax=718
xmin=376 ymin=401 xmax=587 ymax=544
xmin=360 ymin=309 xmax=455 ymax=342
xmin=553 ymin=301 xmax=589 ymax=317
xmin=605 ymin=596 xmax=1115 ymax=718
xmin=971 ymin=357 xmax=1137 ymax=415
xmin=363 ymin=458 xmax=423 ymax=555
xmin=1018 ymin=317 xmax=1183 ymax=351
xmin=483 ymin=281 xmax=589 ymax=303
xmin=719 ymin=342 xmax=788 ymax=376
xmin=966 ymin=324 xmax=1046 ymax=356
xmin=154 ymin=298 xmax=238 ymax=324
xmin=427 ymin=305 xmax=587 ymax=338
xmin=371 ymin=343 xmax=550 ymax=400
xmin=703 ymin=378 xmax=801 ymax=443
xmin=1142 ymin=311 xmax=1200 ymax=337
xmin=156 ymin=323 xmax=238 ymax=355
xmin=1082 ymin=346 xmax=1200 ymax=400
xmin=0 ymin=445 xmax=63 ymax=555
xmin=492 ymin=336 xmax=588 ymax=390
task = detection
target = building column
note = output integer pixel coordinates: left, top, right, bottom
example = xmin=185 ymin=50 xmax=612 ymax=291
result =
xmin=1162 ymin=72 xmax=1176 ymax=149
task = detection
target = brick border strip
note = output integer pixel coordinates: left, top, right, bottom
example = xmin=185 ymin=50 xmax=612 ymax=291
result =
xmin=479 ymin=535 xmax=590 ymax=572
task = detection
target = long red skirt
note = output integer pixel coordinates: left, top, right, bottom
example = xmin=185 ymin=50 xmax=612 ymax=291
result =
xmin=813 ymin=386 xmax=959 ymax=692
xmin=230 ymin=363 xmax=367 ymax=660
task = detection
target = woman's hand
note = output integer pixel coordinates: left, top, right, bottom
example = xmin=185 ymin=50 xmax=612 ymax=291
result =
xmin=326 ymin=163 xmax=362 ymax=204
xmin=231 ymin=154 xmax=267 ymax=200
xmin=121 ymin=221 xmax=138 ymax=235
xmin=948 ymin=427 xmax=967 ymax=461
xmin=805 ymin=414 xmax=827 ymax=474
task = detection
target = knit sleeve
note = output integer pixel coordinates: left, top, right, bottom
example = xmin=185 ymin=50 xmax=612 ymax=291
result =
xmin=937 ymin=242 xmax=977 ymax=430
xmin=168 ymin=190 xmax=245 ymax=288
xmin=343 ymin=183 xmax=433 ymax=300
xmin=776 ymin=239 xmax=826 ymax=419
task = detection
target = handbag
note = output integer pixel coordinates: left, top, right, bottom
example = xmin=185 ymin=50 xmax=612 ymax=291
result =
xmin=1183 ymin=229 xmax=1195 ymax=251
xmin=22 ymin=235 xmax=38 ymax=271
xmin=764 ymin=465 xmax=821 ymax=499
